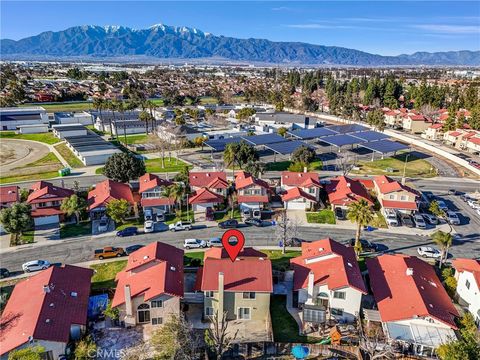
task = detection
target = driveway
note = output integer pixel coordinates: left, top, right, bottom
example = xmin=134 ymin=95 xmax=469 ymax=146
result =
xmin=34 ymin=224 xmax=60 ymax=242
xmin=286 ymin=210 xmax=308 ymax=226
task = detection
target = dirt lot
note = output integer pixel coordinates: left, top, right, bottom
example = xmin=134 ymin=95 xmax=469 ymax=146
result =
xmin=1 ymin=139 xmax=51 ymax=174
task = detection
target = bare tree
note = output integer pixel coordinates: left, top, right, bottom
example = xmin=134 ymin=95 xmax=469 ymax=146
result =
xmin=275 ymin=209 xmax=299 ymax=254
xmin=336 ymin=152 xmax=358 ymax=176
xmin=148 ymin=134 xmax=169 ymax=169
xmin=205 ymin=311 xmax=239 ymax=360
xmin=358 ymin=320 xmax=396 ymax=360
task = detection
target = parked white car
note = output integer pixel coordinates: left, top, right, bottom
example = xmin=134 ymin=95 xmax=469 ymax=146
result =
xmin=467 ymin=200 xmax=480 ymax=210
xmin=207 ymin=237 xmax=223 ymax=247
xmin=417 ymin=247 xmax=441 ymax=259
xmin=144 ymin=220 xmax=155 ymax=233
xmin=22 ymin=260 xmax=51 ymax=273
xmin=445 ymin=211 xmax=460 ymax=225
xmin=383 ymin=208 xmax=399 ymax=226
xmin=183 ymin=238 xmax=207 ymax=249
xmin=169 ymin=221 xmax=192 ymax=232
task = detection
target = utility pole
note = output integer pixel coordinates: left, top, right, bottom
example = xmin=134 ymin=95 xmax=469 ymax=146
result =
xmin=401 ymin=153 xmax=410 ymax=185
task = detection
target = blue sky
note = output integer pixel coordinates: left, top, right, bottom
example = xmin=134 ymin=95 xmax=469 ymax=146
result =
xmin=1 ymin=1 xmax=479 ymax=55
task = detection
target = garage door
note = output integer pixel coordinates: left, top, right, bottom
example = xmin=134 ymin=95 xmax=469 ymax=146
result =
xmin=286 ymin=201 xmax=307 ymax=210
xmin=34 ymin=215 xmax=60 ymax=226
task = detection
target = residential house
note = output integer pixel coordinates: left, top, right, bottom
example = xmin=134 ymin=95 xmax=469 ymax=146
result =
xmin=280 ymin=171 xmax=322 ymax=210
xmin=139 ymin=173 xmax=174 ymax=215
xmin=442 ymin=129 xmax=480 ymax=150
xmin=465 ymin=133 xmax=480 ymax=154
xmin=112 ymin=242 xmax=184 ymax=327
xmin=196 ymin=247 xmax=273 ymax=341
xmin=189 ymin=171 xmax=228 ymax=197
xmin=452 ymin=259 xmax=480 ymax=327
xmin=373 ymin=175 xmax=419 ymax=213
xmin=87 ymin=179 xmax=136 ymax=219
xmin=27 ymin=181 xmax=74 ymax=226
xmin=367 ymin=254 xmax=458 ymax=357
xmin=0 ymin=185 xmax=19 ymax=209
xmin=0 ymin=265 xmax=93 ymax=360
xmin=423 ymin=123 xmax=444 ymax=141
xmin=402 ymin=113 xmax=431 ymax=134
xmin=290 ymin=238 xmax=367 ymax=331
xmin=325 ymin=176 xmax=373 ymax=210
xmin=235 ymin=170 xmax=270 ymax=211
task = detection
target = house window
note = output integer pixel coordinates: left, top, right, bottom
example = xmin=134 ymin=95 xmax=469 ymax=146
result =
xmin=137 ymin=303 xmax=151 ymax=323
xmin=238 ymin=307 xmax=251 ymax=320
xmin=331 ymin=308 xmax=344 ymax=316
xmin=151 ymin=300 xmax=163 ymax=308
xmin=400 ymin=195 xmax=407 ymax=201
xmin=242 ymin=292 xmax=256 ymax=299
xmin=205 ymin=291 xmax=214 ymax=298
xmin=205 ymin=307 xmax=214 ymax=316
xmin=333 ymin=291 xmax=346 ymax=300
xmin=466 ymin=279 xmax=471 ymax=289
xmin=388 ymin=194 xmax=395 ymax=200
xmin=151 ymin=317 xmax=163 ymax=325
xmin=308 ymin=188 xmax=315 ymax=194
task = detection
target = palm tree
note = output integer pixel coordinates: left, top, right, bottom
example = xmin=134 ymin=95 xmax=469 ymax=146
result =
xmin=432 ymin=231 xmax=453 ymax=268
xmin=108 ymin=100 xmax=120 ymax=140
xmin=92 ymin=97 xmax=105 ymax=127
xmin=166 ymin=183 xmax=185 ymax=217
xmin=145 ymin=100 xmax=157 ymax=132
xmin=60 ymin=194 xmax=87 ymax=224
xmin=223 ymin=143 xmax=239 ymax=179
xmin=162 ymin=185 xmax=175 ymax=215
xmin=139 ymin=110 xmax=151 ymax=135
xmin=347 ymin=199 xmax=374 ymax=256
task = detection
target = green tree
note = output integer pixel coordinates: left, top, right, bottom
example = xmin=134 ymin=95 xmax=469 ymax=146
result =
xmin=0 ymin=203 xmax=32 ymax=245
xmin=165 ymin=183 xmax=186 ymax=216
xmin=429 ymin=200 xmax=446 ymax=220
xmin=437 ymin=313 xmax=480 ymax=360
xmin=103 ymin=300 xmax=119 ymax=320
xmin=244 ymin=161 xmax=266 ymax=178
xmin=103 ymin=153 xmax=146 ymax=183
xmin=74 ymin=336 xmax=97 ymax=360
xmin=60 ymin=194 xmax=86 ymax=224
xmin=366 ymin=109 xmax=386 ymax=131
xmin=277 ymin=127 xmax=288 ymax=137
xmin=106 ymin=199 xmax=130 ymax=224
xmin=444 ymin=107 xmax=457 ymax=131
xmin=138 ymin=110 xmax=153 ymax=134
xmin=456 ymin=113 xmax=466 ymax=130
xmin=8 ymin=346 xmax=45 ymax=360
xmin=235 ymin=107 xmax=256 ymax=121
xmin=291 ymin=145 xmax=316 ymax=165
xmin=468 ymin=105 xmax=480 ymax=130
xmin=174 ymin=166 xmax=190 ymax=184
xmin=347 ymin=199 xmax=374 ymax=256
xmin=432 ymin=230 xmax=453 ymax=268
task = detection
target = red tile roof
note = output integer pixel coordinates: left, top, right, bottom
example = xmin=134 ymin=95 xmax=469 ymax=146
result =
xmin=0 ymin=186 xmax=19 ymax=205
xmin=27 ymin=182 xmax=74 ymax=205
xmin=235 ymin=170 xmax=269 ymax=190
xmin=87 ymin=179 xmax=134 ymax=210
xmin=452 ymin=258 xmax=480 ymax=288
xmin=112 ymin=242 xmax=184 ymax=307
xmin=204 ymin=247 xmax=267 ymax=260
xmin=366 ymin=254 xmax=458 ymax=328
xmin=281 ymin=171 xmax=320 ymax=187
xmin=237 ymin=195 xmax=269 ymax=203
xmin=325 ymin=176 xmax=373 ymax=206
xmin=381 ymin=199 xmax=418 ymax=210
xmin=374 ymin=175 xmax=419 ymax=196
xmin=189 ymin=172 xmax=227 ymax=189
xmin=188 ymin=188 xmax=224 ymax=204
xmin=138 ymin=173 xmax=172 ymax=193
xmin=468 ymin=137 xmax=480 ymax=145
xmin=409 ymin=114 xmax=426 ymax=121
xmin=31 ymin=207 xmax=64 ymax=218
xmin=291 ymin=238 xmax=367 ymax=293
xmin=448 ymin=131 xmax=462 ymax=137
xmin=0 ymin=265 xmax=93 ymax=356
xmin=199 ymin=247 xmax=273 ymax=292
xmin=140 ymin=197 xmax=174 ymax=207
xmin=281 ymin=187 xmax=317 ymax=203
xmin=429 ymin=123 xmax=444 ymax=129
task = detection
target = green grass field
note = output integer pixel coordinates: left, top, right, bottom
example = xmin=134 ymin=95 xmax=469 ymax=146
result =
xmin=90 ymin=260 xmax=127 ymax=290
xmin=306 ymin=209 xmax=336 ymax=224
xmin=120 ymin=134 xmax=149 ymax=145
xmin=353 ymin=153 xmax=436 ymax=178
xmin=60 ymin=222 xmax=91 ymax=238
xmin=0 ymin=131 xmax=61 ymax=145
xmin=145 ymin=158 xmax=191 ymax=173
xmin=0 ymin=152 xmax=63 ymax=184
xmin=20 ymin=102 xmax=93 ymax=113
xmin=16 ymin=152 xmax=61 ymax=169
xmin=0 ymin=171 xmax=59 ymax=185
xmin=54 ymin=143 xmax=84 ymax=168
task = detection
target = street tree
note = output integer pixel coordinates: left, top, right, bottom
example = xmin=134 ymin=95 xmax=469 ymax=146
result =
xmin=0 ymin=203 xmax=32 ymax=245
xmin=291 ymin=145 xmax=316 ymax=165
xmin=105 ymin=199 xmax=130 ymax=224
xmin=347 ymin=199 xmax=374 ymax=256
xmin=204 ymin=310 xmax=239 ymax=360
xmin=432 ymin=230 xmax=453 ymax=268
xmin=103 ymin=153 xmax=146 ymax=183
xmin=275 ymin=209 xmax=299 ymax=254
xmin=277 ymin=126 xmax=288 ymax=137
xmin=60 ymin=194 xmax=87 ymax=224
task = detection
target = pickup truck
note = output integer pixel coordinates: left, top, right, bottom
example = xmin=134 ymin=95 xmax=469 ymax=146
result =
xmin=169 ymin=221 xmax=192 ymax=232
xmin=94 ymin=247 xmax=126 ymax=260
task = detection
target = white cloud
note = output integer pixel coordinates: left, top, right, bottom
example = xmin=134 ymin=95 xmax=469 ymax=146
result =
xmin=286 ymin=24 xmax=355 ymax=29
xmin=413 ymin=24 xmax=480 ymax=34
xmin=271 ymin=6 xmax=291 ymax=11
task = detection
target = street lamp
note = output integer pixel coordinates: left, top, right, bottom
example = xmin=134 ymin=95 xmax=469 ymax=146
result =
xmin=402 ymin=153 xmax=410 ymax=185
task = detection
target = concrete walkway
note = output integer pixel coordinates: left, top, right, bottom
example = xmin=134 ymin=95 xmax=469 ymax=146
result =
xmin=284 ymin=270 xmax=303 ymax=335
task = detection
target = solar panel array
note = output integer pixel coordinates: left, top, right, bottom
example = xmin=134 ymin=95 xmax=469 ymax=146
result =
xmin=351 ymin=130 xmax=390 ymax=142
xmin=288 ymin=127 xmax=338 ymax=140
xmin=204 ymin=137 xmax=243 ymax=151
xmin=265 ymin=140 xmax=312 ymax=155
xmin=327 ymin=124 xmax=369 ymax=134
xmin=360 ymin=139 xmax=409 ymax=154
xmin=321 ymin=134 xmax=366 ymax=147
xmin=242 ymin=133 xmax=286 ymax=146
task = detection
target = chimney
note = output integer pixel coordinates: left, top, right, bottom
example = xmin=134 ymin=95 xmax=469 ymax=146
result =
xmin=43 ymin=285 xmax=50 ymax=293
xmin=303 ymin=166 xmax=308 ymax=173
xmin=124 ymin=285 xmax=133 ymax=317
xmin=306 ymin=271 xmax=315 ymax=305
xmin=406 ymin=268 xmax=414 ymax=276
xmin=218 ymin=272 xmax=224 ymax=317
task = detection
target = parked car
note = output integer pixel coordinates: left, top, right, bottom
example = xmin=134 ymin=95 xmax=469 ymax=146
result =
xmin=467 ymin=200 xmax=480 ymax=210
xmin=349 ymin=239 xmax=378 ymax=252
xmin=417 ymin=246 xmax=441 ymax=259
xmin=169 ymin=221 xmax=192 ymax=232
xmin=94 ymin=247 xmax=126 ymax=260
xmin=436 ymin=200 xmax=449 ymax=211
xmin=116 ymin=227 xmax=138 ymax=237
xmin=244 ymin=218 xmax=265 ymax=227
xmin=400 ymin=214 xmax=415 ymax=228
xmin=413 ymin=214 xmax=427 ymax=229
xmin=207 ymin=237 xmax=223 ymax=247
xmin=22 ymin=260 xmax=51 ymax=273
xmin=183 ymin=238 xmax=207 ymax=249
xmin=97 ymin=217 xmax=109 ymax=233
xmin=156 ymin=212 xmax=166 ymax=222
xmin=125 ymin=244 xmax=145 ymax=255
xmin=144 ymin=209 xmax=153 ymax=221
xmin=383 ymin=209 xmax=399 ymax=226
xmin=421 ymin=213 xmax=438 ymax=225
xmin=445 ymin=211 xmax=461 ymax=225
xmin=334 ymin=207 xmax=346 ymax=220
xmin=285 ymin=237 xmax=310 ymax=247
xmin=218 ymin=219 xmax=239 ymax=229
xmin=144 ymin=220 xmax=155 ymax=233
xmin=0 ymin=268 xmax=10 ymax=278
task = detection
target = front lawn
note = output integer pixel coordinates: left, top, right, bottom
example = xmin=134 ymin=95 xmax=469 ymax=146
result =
xmin=306 ymin=209 xmax=336 ymax=224
xmin=214 ymin=208 xmax=242 ymax=222
xmin=54 ymin=143 xmax=84 ymax=168
xmin=164 ymin=210 xmax=195 ymax=225
xmin=145 ymin=158 xmax=191 ymax=173
xmin=90 ymin=260 xmax=127 ymax=290
xmin=270 ymin=295 xmax=316 ymax=343
xmin=353 ymin=152 xmax=436 ymax=178
xmin=0 ymin=131 xmax=60 ymax=145
xmin=60 ymin=222 xmax=91 ymax=238
xmin=261 ymin=250 xmax=301 ymax=272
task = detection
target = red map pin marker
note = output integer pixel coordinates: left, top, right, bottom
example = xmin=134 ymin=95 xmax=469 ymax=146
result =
xmin=221 ymin=229 xmax=245 ymax=262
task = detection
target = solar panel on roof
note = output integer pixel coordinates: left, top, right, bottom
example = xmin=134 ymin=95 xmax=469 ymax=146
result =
xmin=360 ymin=139 xmax=409 ymax=153
xmin=204 ymin=137 xmax=243 ymax=152
xmin=288 ymin=127 xmax=338 ymax=140
xmin=241 ymin=133 xmax=286 ymax=145
xmin=351 ymin=131 xmax=390 ymax=142
xmin=265 ymin=140 xmax=313 ymax=155
xmin=326 ymin=124 xmax=369 ymax=134
xmin=321 ymin=134 xmax=366 ymax=147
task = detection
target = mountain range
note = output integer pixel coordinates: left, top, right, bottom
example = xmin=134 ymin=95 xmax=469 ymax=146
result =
xmin=1 ymin=24 xmax=479 ymax=66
